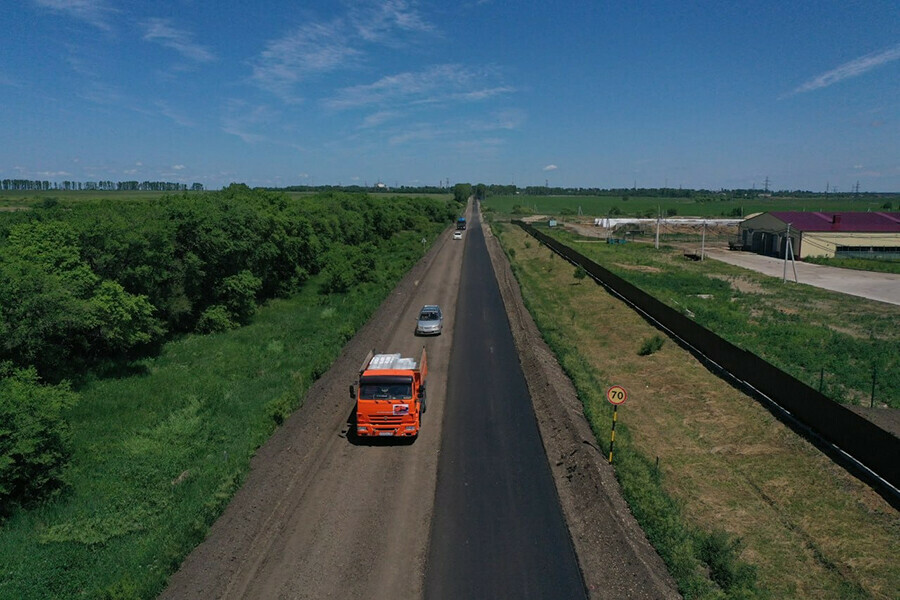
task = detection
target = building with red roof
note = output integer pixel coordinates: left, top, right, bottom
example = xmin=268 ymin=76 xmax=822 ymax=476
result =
xmin=738 ymin=211 xmax=900 ymax=259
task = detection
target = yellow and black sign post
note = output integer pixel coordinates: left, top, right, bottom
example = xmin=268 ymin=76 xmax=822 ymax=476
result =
xmin=606 ymin=385 xmax=627 ymax=464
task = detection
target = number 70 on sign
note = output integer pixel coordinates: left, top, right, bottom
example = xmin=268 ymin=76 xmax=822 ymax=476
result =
xmin=606 ymin=385 xmax=626 ymax=464
xmin=606 ymin=385 xmax=627 ymax=405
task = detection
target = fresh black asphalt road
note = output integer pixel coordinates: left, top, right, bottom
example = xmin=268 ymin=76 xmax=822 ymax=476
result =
xmin=424 ymin=212 xmax=587 ymax=599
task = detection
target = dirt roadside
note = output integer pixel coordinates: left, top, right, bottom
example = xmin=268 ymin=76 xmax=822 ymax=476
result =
xmin=160 ymin=223 xmax=463 ymax=599
xmin=481 ymin=210 xmax=681 ymax=599
xmin=160 ymin=202 xmax=679 ymax=599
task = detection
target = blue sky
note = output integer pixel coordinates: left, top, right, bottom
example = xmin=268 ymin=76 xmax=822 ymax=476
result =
xmin=2 ymin=0 xmax=899 ymax=191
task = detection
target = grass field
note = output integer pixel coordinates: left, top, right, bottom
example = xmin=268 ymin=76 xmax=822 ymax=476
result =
xmin=0 ymin=190 xmax=455 ymax=211
xmin=804 ymin=255 xmax=900 ymax=274
xmin=524 ymin=223 xmax=900 ymax=409
xmin=0 ymin=190 xmax=180 ymax=209
xmin=0 ymin=228 xmax=441 ymax=599
xmin=494 ymin=222 xmax=899 ymax=599
xmin=483 ymin=193 xmax=897 ymax=219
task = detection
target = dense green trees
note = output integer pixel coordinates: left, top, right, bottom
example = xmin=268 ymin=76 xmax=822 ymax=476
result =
xmin=0 ymin=186 xmax=458 ymax=508
xmin=0 ymin=366 xmax=78 ymax=512
xmin=453 ymin=183 xmax=473 ymax=204
xmin=0 ymin=186 xmax=457 ymax=379
xmin=0 ymin=220 xmax=162 ymax=376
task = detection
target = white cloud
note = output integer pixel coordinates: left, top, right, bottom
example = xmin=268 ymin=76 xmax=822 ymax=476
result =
xmin=348 ymin=0 xmax=434 ymax=42
xmin=466 ymin=108 xmax=525 ymax=132
xmin=251 ymin=3 xmax=436 ymax=102
xmin=77 ymin=82 xmax=123 ymax=105
xmin=791 ymin=44 xmax=900 ymax=95
xmin=173 ymin=164 xmax=185 ymax=170
xmin=361 ymin=110 xmax=402 ymax=128
xmin=156 ymin=101 xmax=196 ymax=128
xmin=251 ymin=21 xmax=360 ymax=102
xmin=543 ymin=164 xmax=558 ymax=171
xmin=143 ymin=19 xmax=216 ymax=62
xmin=33 ymin=0 xmax=117 ymax=30
xmin=388 ymin=124 xmax=441 ymax=145
xmin=453 ymin=86 xmax=516 ymax=101
xmin=325 ymin=64 xmax=505 ymax=110
xmin=220 ymin=100 xmax=307 ymax=152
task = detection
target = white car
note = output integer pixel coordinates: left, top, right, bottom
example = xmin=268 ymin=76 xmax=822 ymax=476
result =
xmin=453 ymin=231 xmax=463 ymax=240
xmin=415 ymin=305 xmax=443 ymax=335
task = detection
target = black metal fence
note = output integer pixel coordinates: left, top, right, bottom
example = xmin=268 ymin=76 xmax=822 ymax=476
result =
xmin=513 ymin=220 xmax=900 ymax=498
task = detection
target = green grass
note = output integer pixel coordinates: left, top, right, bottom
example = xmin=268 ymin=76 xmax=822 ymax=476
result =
xmin=804 ymin=255 xmax=900 ymax=274
xmin=0 ymin=190 xmax=177 ymax=209
xmin=495 ymin=222 xmax=767 ymax=599
xmin=0 ymin=227 xmax=441 ymax=599
xmin=482 ymin=193 xmax=897 ymax=218
xmin=541 ymin=225 xmax=900 ymax=409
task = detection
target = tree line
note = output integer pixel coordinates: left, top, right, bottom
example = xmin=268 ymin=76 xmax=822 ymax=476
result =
xmin=0 ymin=185 xmax=458 ymax=511
xmin=1 ymin=179 xmax=204 ymax=192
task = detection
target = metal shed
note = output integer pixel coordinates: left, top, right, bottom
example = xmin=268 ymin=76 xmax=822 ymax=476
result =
xmin=739 ymin=211 xmax=900 ymax=259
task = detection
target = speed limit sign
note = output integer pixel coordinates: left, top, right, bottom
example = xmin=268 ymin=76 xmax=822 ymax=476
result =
xmin=606 ymin=385 xmax=627 ymax=405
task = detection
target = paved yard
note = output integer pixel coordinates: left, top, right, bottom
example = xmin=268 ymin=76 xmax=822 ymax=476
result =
xmin=704 ymin=249 xmax=900 ymax=306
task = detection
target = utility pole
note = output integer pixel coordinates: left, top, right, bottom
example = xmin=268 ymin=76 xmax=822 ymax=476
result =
xmin=764 ymin=176 xmax=770 ymax=193
xmin=701 ymin=219 xmax=706 ymax=260
xmin=782 ymin=224 xmax=798 ymax=283
xmin=783 ymin=223 xmax=790 ymax=283
xmin=655 ymin=206 xmax=660 ymax=250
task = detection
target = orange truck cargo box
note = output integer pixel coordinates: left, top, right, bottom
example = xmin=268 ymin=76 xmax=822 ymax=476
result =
xmin=352 ymin=348 xmax=427 ymax=438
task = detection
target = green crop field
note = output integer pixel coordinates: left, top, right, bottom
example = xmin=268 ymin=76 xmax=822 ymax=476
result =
xmin=482 ymin=193 xmax=897 ymax=218
xmin=0 ymin=190 xmax=180 ymax=209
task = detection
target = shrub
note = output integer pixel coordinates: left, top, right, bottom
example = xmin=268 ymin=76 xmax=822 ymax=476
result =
xmin=216 ymin=270 xmax=262 ymax=325
xmin=0 ymin=366 xmax=78 ymax=512
xmin=574 ymin=266 xmax=587 ymax=281
xmin=638 ymin=334 xmax=665 ymax=355
xmin=196 ymin=305 xmax=235 ymax=333
xmin=698 ymin=530 xmax=762 ymax=595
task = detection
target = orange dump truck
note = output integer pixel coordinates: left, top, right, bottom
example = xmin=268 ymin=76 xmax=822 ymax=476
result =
xmin=352 ymin=348 xmax=427 ymax=438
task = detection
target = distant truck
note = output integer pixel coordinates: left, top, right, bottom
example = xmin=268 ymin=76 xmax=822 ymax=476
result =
xmin=352 ymin=348 xmax=427 ymax=438
xmin=456 ymin=217 xmax=467 ymax=230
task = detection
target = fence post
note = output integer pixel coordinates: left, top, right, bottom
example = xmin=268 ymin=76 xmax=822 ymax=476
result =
xmin=871 ymin=365 xmax=877 ymax=408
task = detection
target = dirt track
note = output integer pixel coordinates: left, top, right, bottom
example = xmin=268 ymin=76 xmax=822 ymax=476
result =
xmin=159 ymin=202 xmax=677 ymax=599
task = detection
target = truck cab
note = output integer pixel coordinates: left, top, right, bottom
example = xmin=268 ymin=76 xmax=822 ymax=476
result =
xmin=353 ymin=348 xmax=427 ymax=438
